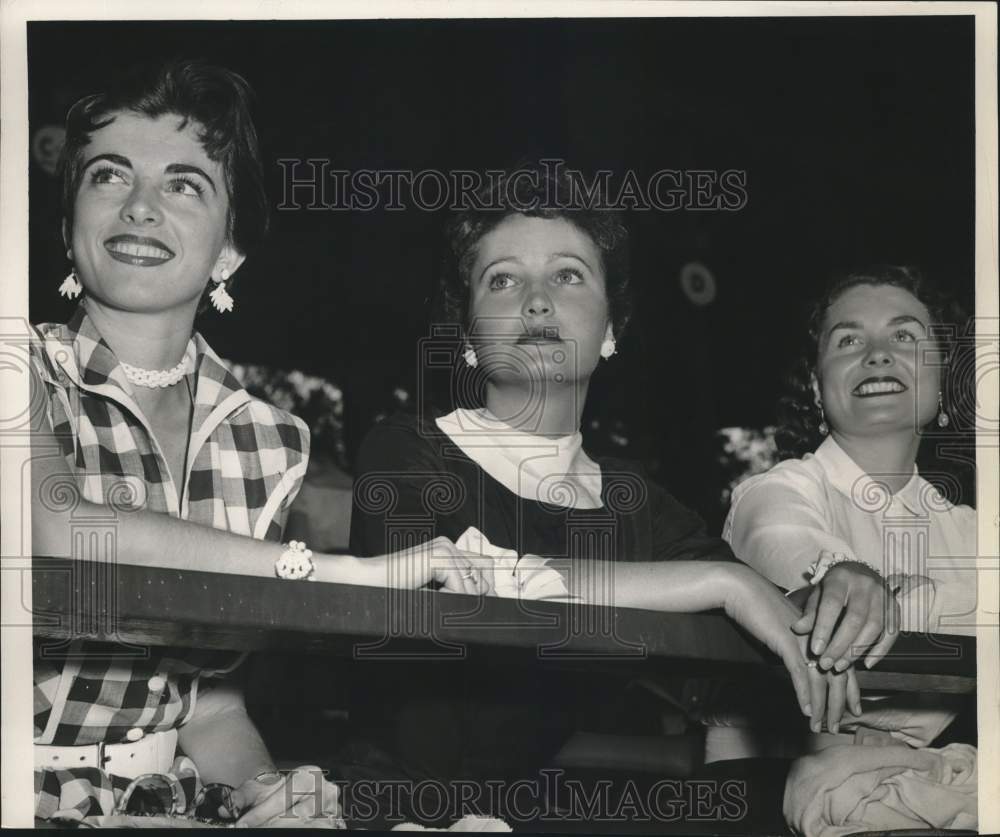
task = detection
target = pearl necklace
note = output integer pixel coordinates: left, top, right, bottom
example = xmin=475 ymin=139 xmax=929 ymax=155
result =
xmin=120 ymin=353 xmax=193 ymax=388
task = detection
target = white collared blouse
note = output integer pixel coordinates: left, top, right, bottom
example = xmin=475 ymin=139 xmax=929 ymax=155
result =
xmin=723 ymin=436 xmax=977 ymax=636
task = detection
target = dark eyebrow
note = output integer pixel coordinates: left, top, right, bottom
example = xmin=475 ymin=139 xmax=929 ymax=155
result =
xmin=550 ymin=252 xmax=595 ymax=272
xmin=81 ymin=155 xmax=216 ymax=194
xmin=887 ymin=314 xmax=926 ymax=329
xmin=478 ymin=257 xmax=523 ymax=281
xmin=826 ymin=320 xmax=862 ymax=338
xmin=166 ymin=163 xmax=217 ymax=194
xmin=82 ymin=153 xmax=132 ymax=171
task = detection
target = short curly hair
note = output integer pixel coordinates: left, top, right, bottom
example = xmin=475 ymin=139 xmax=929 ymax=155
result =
xmin=775 ymin=265 xmax=970 ymax=460
xmin=435 ymin=163 xmax=632 ymax=339
xmin=59 ymin=57 xmax=268 ymax=270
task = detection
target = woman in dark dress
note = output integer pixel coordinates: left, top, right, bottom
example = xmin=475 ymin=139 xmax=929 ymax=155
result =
xmin=344 ymin=166 xmax=822 ymax=829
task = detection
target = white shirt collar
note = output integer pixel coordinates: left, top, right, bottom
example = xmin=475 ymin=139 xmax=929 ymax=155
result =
xmin=435 ymin=407 xmax=603 ymax=509
xmin=811 ymin=435 xmax=935 ymax=516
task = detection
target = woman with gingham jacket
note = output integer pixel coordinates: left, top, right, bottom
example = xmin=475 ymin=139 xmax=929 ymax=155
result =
xmin=29 ymin=58 xmax=487 ymax=826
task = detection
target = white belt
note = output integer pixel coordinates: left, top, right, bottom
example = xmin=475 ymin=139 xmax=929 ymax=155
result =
xmin=35 ymin=728 xmax=178 ymax=780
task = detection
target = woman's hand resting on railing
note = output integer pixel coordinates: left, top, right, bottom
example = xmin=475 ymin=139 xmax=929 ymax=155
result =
xmin=313 ymin=544 xmax=863 ymax=732
xmin=716 ymin=563 xmax=818 ymax=721
xmin=797 ymin=632 xmax=862 ymax=734
xmin=233 ymin=766 xmax=342 ymax=828
xmin=540 ymin=559 xmax=843 ymax=726
xmin=725 ymin=564 xmax=861 ymax=732
xmin=312 ymin=536 xmax=495 ymax=595
xmin=791 ymin=554 xmax=901 ymax=673
xmin=720 ymin=563 xmax=861 ymax=731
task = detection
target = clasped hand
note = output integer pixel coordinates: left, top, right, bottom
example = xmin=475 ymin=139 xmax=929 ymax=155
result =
xmin=232 ymin=766 xmax=343 ymax=828
xmin=786 ymin=552 xmax=902 ymax=732
xmin=791 ymin=552 xmax=901 ymax=673
xmin=381 ymin=536 xmax=496 ymax=595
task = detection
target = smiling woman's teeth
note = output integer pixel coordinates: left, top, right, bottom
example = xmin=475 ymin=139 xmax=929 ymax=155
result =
xmin=855 ymin=381 xmax=906 ymax=395
xmin=107 ymin=242 xmax=172 ymax=259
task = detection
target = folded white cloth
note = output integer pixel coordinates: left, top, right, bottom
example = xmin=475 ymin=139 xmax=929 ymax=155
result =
xmin=703 ymin=690 xmax=963 ymax=762
xmin=454 ymin=527 xmax=578 ymax=602
xmin=392 ymin=814 xmax=512 ymax=831
xmin=78 ymin=815 xmax=229 ymax=828
xmin=783 ymin=742 xmax=978 ymax=837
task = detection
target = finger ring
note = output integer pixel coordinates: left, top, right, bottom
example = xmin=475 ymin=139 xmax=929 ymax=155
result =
xmin=806 ymin=660 xmax=819 ymax=668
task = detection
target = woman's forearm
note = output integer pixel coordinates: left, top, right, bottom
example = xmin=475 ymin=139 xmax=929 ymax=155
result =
xmin=178 ymin=683 xmax=274 ymax=788
xmin=29 ymin=445 xmax=395 ymax=584
xmin=29 ymin=418 xmax=286 ymax=577
xmin=563 ymin=559 xmax=741 ymax=613
xmin=30 ymin=489 xmax=385 ymax=583
xmin=566 ymin=558 xmax=814 ymax=717
xmin=31 ymin=458 xmax=449 ymax=589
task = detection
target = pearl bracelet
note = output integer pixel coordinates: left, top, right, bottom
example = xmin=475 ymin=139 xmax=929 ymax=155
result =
xmin=807 ymin=551 xmax=883 ymax=586
xmin=274 ymin=540 xmax=316 ymax=581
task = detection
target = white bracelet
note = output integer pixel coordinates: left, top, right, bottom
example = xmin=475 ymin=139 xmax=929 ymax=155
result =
xmin=275 ymin=540 xmax=316 ymax=581
xmin=807 ymin=551 xmax=883 ymax=586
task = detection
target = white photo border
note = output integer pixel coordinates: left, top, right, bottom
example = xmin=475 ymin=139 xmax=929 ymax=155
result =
xmin=2 ymin=1 xmax=996 ymax=830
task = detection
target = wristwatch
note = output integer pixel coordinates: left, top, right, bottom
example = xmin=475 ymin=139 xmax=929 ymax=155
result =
xmin=274 ymin=541 xmax=315 ymax=581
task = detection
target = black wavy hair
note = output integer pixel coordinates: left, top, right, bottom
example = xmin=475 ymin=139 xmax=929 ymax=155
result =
xmin=435 ymin=163 xmax=632 ymax=340
xmin=59 ymin=58 xmax=268 ymax=290
xmin=775 ymin=265 xmax=970 ymax=460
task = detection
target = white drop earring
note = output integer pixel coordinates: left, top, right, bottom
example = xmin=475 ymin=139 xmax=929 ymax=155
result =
xmin=600 ymin=337 xmax=617 ymax=359
xmin=209 ymin=268 xmax=234 ymax=313
xmin=463 ymin=344 xmax=478 ymax=368
xmin=59 ymin=268 xmax=83 ymax=300
xmin=937 ymin=392 xmax=950 ymax=428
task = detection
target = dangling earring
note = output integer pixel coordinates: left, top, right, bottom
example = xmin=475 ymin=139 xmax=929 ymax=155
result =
xmin=209 ymin=268 xmax=234 ymax=313
xmin=463 ymin=344 xmax=478 ymax=368
xmin=59 ymin=267 xmax=83 ymax=300
xmin=600 ymin=337 xmax=617 ymax=359
xmin=937 ymin=392 xmax=950 ymax=428
xmin=815 ymin=398 xmax=828 ymax=436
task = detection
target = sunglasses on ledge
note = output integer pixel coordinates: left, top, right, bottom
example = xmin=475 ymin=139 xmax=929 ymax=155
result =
xmin=115 ymin=775 xmax=241 ymax=823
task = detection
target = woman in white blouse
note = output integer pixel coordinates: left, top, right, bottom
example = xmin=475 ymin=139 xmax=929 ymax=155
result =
xmin=721 ymin=265 xmax=976 ymax=748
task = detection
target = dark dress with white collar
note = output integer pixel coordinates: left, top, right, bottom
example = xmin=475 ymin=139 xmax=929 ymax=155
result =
xmin=342 ymin=411 xmax=736 ymax=808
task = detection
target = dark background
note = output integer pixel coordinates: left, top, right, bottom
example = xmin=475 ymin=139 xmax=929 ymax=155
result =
xmin=27 ymin=17 xmax=976 ymax=528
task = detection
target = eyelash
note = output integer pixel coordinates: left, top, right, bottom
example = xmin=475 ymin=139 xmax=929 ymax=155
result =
xmin=167 ymin=176 xmax=204 ymax=197
xmin=87 ymin=166 xmax=204 ymax=197
xmin=554 ymin=268 xmax=584 ymax=284
xmin=89 ymin=165 xmax=127 ymax=185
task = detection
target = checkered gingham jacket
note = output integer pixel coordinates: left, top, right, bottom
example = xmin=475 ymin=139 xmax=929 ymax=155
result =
xmin=30 ymin=303 xmax=310 ymax=821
